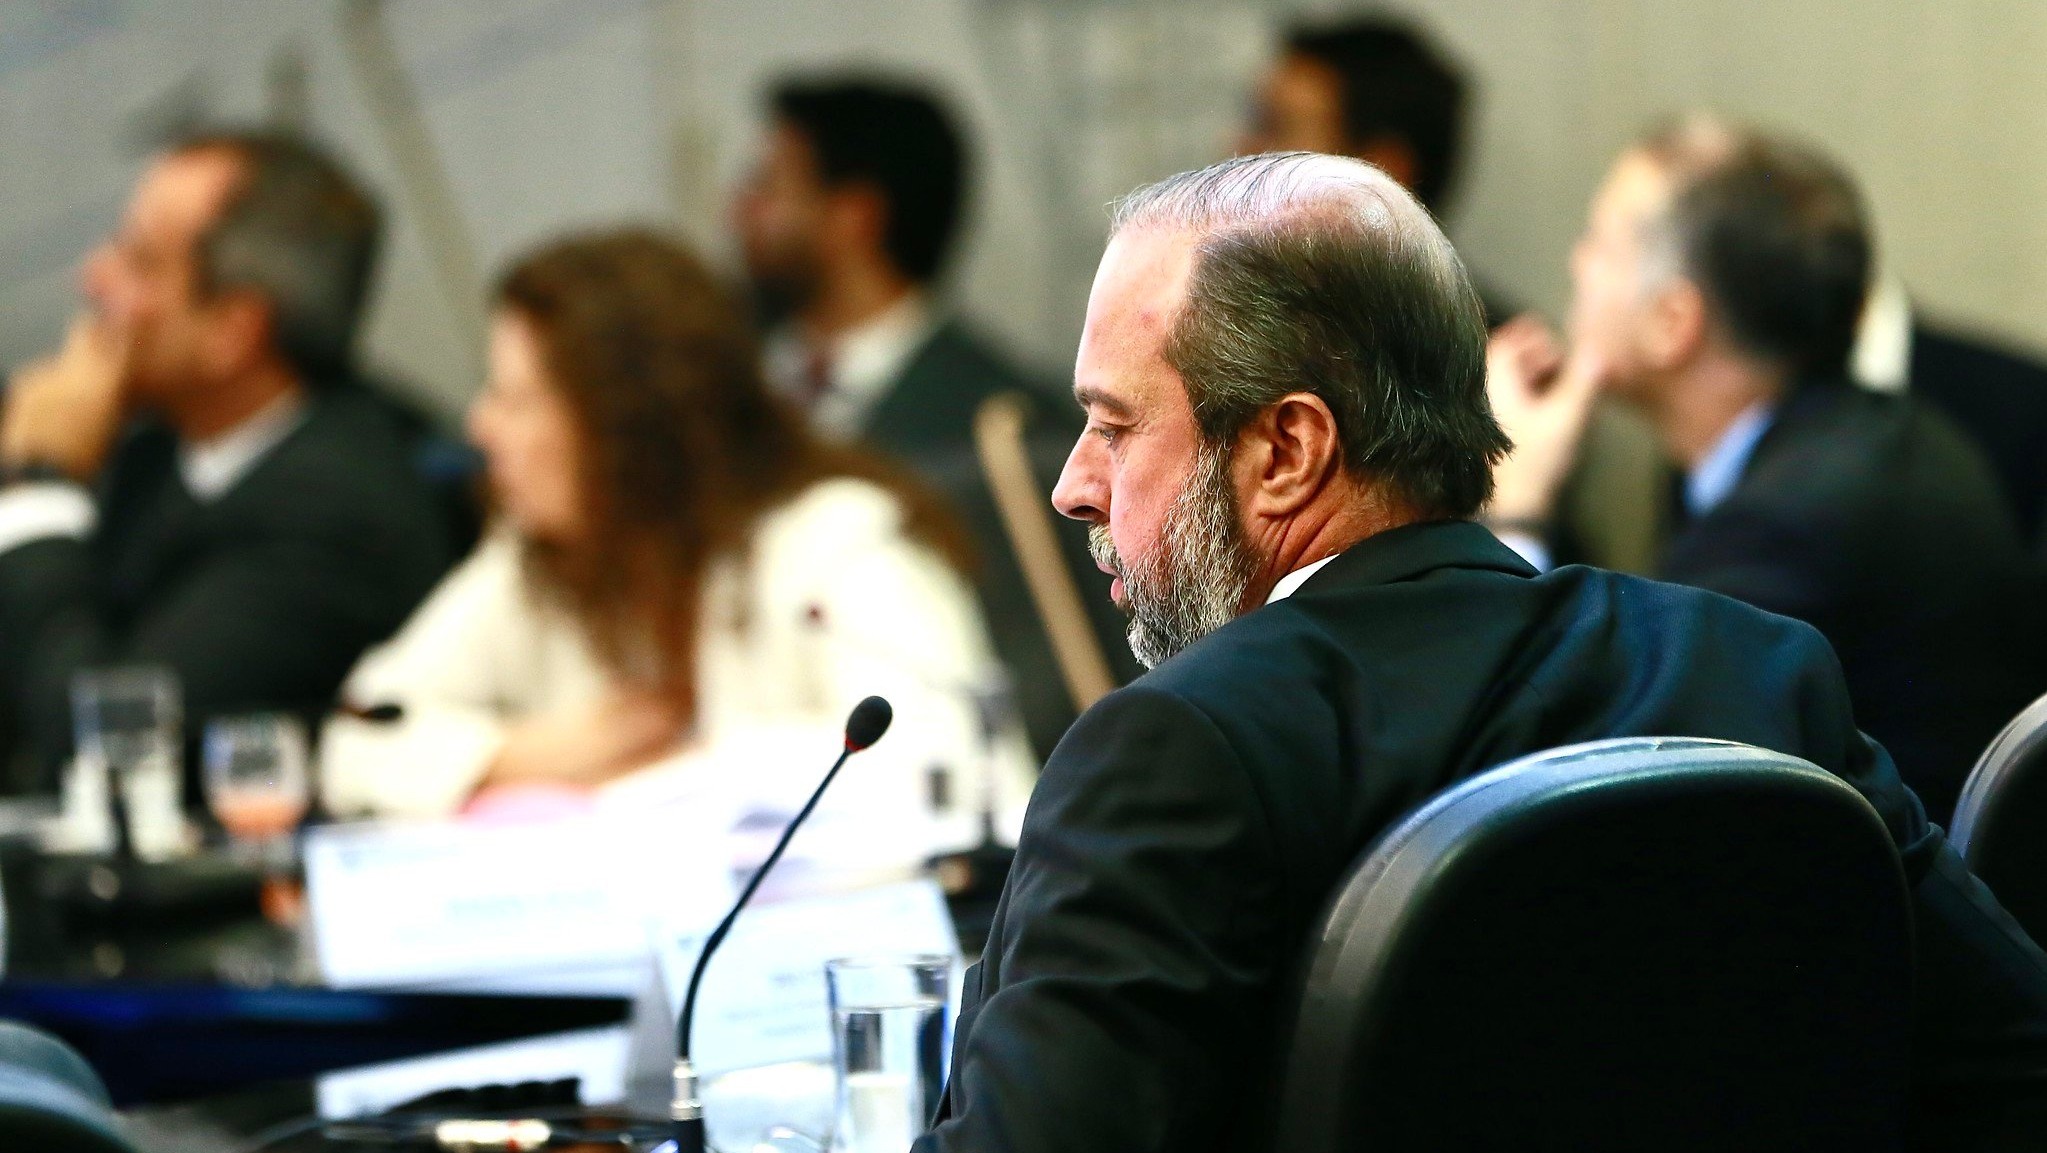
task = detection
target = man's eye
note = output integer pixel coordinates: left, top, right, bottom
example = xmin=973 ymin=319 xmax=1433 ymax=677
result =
xmin=1092 ymin=424 xmax=1121 ymax=445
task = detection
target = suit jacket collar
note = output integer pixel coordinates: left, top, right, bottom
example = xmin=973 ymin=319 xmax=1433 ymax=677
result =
xmin=1744 ymin=377 xmax=1855 ymax=467
xmin=1292 ymin=519 xmax=1537 ymax=599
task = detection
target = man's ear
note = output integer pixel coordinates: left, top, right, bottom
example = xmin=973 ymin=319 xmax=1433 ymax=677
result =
xmin=202 ymin=288 xmax=276 ymax=378
xmin=1239 ymin=392 xmax=1343 ymax=520
xmin=822 ymin=180 xmax=889 ymax=264
xmin=1643 ymin=279 xmax=1710 ymax=371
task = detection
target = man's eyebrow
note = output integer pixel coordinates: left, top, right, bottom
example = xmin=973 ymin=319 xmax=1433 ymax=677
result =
xmin=1073 ymin=385 xmax=1135 ymax=419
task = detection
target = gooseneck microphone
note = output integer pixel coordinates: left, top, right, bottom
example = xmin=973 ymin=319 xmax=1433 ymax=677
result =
xmin=672 ymin=695 xmax=894 ymax=1153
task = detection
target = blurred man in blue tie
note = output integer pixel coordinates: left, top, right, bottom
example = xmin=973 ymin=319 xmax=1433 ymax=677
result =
xmin=1484 ymin=117 xmax=2047 ymax=821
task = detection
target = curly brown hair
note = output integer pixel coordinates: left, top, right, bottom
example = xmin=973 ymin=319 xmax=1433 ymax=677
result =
xmin=493 ymin=227 xmax=969 ymax=723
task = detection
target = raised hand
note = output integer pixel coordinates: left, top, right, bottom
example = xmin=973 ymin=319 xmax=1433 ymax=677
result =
xmin=2 ymin=315 xmax=133 ymax=482
xmin=1483 ymin=313 xmax=1605 ymax=528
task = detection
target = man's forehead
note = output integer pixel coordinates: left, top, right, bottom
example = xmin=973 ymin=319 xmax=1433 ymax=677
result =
xmin=129 ymin=149 xmax=240 ymax=239
xmin=1074 ymin=227 xmax=1198 ymax=404
xmin=1601 ymin=150 xmax=1675 ymax=223
xmin=1090 ymin=229 xmax=1197 ymax=347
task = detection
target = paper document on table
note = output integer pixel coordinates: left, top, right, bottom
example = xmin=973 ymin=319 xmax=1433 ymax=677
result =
xmin=305 ymin=809 xmax=733 ymax=988
xmin=314 ymin=1026 xmax=630 ymax=1120
xmin=654 ymin=879 xmax=961 ymax=1077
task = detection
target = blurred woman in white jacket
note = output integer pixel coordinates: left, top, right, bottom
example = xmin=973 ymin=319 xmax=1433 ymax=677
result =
xmin=321 ymin=230 xmax=1032 ymax=868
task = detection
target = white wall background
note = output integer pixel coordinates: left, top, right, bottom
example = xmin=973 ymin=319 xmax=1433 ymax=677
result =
xmin=2 ymin=0 xmax=2043 ymax=421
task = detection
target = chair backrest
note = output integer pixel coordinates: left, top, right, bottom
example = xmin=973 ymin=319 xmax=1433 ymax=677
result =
xmin=973 ymin=391 xmax=1118 ymax=713
xmin=1273 ymin=737 xmax=1913 ymax=1153
xmin=0 ymin=1020 xmax=132 ymax=1153
xmin=1951 ymin=691 xmax=2047 ymax=944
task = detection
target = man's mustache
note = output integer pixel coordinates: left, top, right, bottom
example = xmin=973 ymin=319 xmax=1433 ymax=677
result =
xmin=1087 ymin=524 xmax=1124 ymax=580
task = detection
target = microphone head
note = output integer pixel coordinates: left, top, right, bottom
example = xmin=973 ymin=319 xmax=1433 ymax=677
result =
xmin=844 ymin=696 xmax=893 ymax=751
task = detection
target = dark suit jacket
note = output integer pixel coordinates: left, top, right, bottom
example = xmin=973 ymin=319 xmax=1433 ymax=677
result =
xmin=858 ymin=319 xmax=1140 ymax=762
xmin=1908 ymin=322 xmax=2047 ymax=540
xmin=919 ymin=520 xmax=2047 ymax=1153
xmin=1658 ymin=383 xmax=2047 ymax=821
xmin=0 ymin=387 xmax=451 ymax=791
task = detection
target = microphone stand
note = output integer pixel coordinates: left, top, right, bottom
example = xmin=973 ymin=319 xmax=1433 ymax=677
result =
xmin=672 ymin=697 xmax=892 ymax=1153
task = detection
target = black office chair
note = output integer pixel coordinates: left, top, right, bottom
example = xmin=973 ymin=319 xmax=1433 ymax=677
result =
xmin=1273 ymin=737 xmax=1913 ymax=1153
xmin=0 ymin=1020 xmax=133 ymax=1152
xmin=1951 ymin=691 xmax=2047 ymax=946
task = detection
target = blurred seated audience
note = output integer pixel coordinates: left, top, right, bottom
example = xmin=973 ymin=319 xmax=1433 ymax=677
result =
xmin=733 ymin=75 xmax=1138 ymax=760
xmin=1486 ymin=116 xmax=2047 ymax=820
xmin=1240 ymin=15 xmax=1514 ymax=325
xmin=0 ymin=130 xmax=450 ymax=793
xmin=321 ymin=230 xmax=1033 ymax=864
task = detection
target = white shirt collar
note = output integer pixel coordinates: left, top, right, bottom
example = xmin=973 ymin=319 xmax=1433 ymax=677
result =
xmin=176 ymin=391 xmax=308 ymax=502
xmin=1851 ymin=270 xmax=1914 ymax=394
xmin=1685 ymin=399 xmax=1776 ymax=518
xmin=762 ymin=293 xmax=939 ymax=442
xmin=1265 ymin=554 xmax=1340 ymax=605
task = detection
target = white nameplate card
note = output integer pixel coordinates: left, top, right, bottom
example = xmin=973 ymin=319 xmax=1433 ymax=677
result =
xmin=306 ymin=810 xmax=733 ymax=989
xmin=655 ymin=879 xmax=961 ymax=1077
xmin=315 ymin=1026 xmax=630 ymax=1120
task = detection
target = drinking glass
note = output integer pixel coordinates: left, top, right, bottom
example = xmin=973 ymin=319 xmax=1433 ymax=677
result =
xmin=70 ymin=667 xmax=185 ymax=860
xmin=825 ymin=955 xmax=952 ymax=1153
xmin=203 ymin=713 xmax=310 ymax=874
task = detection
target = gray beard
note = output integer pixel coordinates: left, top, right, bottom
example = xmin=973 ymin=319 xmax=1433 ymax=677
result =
xmin=1089 ymin=441 xmax=1258 ymax=669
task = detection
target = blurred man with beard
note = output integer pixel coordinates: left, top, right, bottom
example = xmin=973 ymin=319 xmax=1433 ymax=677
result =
xmin=733 ymin=76 xmax=1137 ymax=760
xmin=1239 ymin=16 xmax=1515 ymax=324
xmin=914 ymin=151 xmax=2047 ymax=1153
xmin=733 ymin=76 xmax=1042 ymax=457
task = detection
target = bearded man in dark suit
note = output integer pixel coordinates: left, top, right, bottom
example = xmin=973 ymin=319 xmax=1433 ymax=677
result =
xmin=733 ymin=76 xmax=1138 ymax=761
xmin=915 ymin=151 xmax=2047 ymax=1153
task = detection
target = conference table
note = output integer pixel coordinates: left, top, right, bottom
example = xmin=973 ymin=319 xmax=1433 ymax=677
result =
xmin=0 ymin=812 xmax=1005 ymax=1151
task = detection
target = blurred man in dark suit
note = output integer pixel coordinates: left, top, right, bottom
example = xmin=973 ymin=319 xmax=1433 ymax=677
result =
xmin=1486 ymin=117 xmax=2046 ymax=821
xmin=1909 ymin=327 xmax=2047 ymax=541
xmin=918 ymin=151 xmax=2047 ymax=1153
xmin=1854 ymin=274 xmax=2047 ymax=540
xmin=0 ymin=131 xmax=450 ymax=790
xmin=1240 ymin=16 xmax=1514 ymax=324
xmin=734 ymin=76 xmax=1137 ymax=761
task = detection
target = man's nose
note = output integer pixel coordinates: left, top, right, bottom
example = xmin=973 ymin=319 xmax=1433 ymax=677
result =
xmin=1051 ymin=434 xmax=1105 ymax=523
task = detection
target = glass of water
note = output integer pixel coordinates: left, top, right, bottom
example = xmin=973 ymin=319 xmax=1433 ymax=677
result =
xmin=825 ymin=955 xmax=952 ymax=1153
xmin=70 ymin=667 xmax=185 ymax=860
xmin=203 ymin=715 xmax=310 ymax=849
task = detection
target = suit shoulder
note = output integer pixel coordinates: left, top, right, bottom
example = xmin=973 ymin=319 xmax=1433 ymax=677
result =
xmin=1913 ymin=324 xmax=2047 ymax=391
xmin=906 ymin=321 xmax=1060 ymax=403
xmin=1122 ymin=601 xmax=1351 ymax=730
xmin=1726 ymin=390 xmax=1933 ymax=525
xmin=255 ymin=390 xmax=411 ymax=476
xmin=229 ymin=391 xmax=441 ymax=530
xmin=1043 ymin=679 xmax=1255 ymax=801
xmin=1593 ymin=565 xmax=1834 ymax=643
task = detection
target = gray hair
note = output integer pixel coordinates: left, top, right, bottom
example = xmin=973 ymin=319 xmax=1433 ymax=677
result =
xmin=173 ymin=130 xmax=383 ymax=383
xmin=1110 ymin=152 xmax=1506 ymax=520
xmin=1630 ymin=116 xmax=1871 ymax=381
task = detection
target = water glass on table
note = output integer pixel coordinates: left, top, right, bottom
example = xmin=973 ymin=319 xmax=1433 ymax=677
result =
xmin=826 ymin=954 xmax=952 ymax=1153
xmin=203 ymin=713 xmax=311 ymax=924
xmin=69 ymin=666 xmax=186 ymax=860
